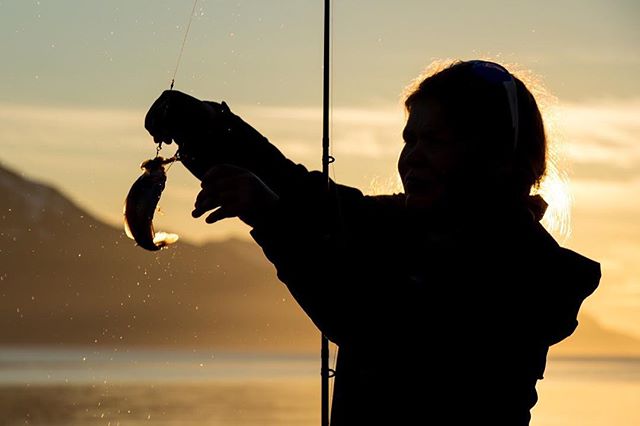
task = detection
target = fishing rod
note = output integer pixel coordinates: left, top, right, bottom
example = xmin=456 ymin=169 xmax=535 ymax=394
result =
xmin=163 ymin=1 xmax=335 ymax=423
xmin=321 ymin=0 xmax=335 ymax=425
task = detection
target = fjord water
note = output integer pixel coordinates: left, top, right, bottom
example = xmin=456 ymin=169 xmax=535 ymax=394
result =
xmin=0 ymin=347 xmax=638 ymax=425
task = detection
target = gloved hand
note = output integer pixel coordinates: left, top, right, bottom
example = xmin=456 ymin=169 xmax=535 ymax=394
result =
xmin=192 ymin=164 xmax=280 ymax=228
xmin=144 ymin=90 xmax=272 ymax=181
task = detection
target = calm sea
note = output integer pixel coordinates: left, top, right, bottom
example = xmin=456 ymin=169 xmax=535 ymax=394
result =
xmin=0 ymin=347 xmax=638 ymax=425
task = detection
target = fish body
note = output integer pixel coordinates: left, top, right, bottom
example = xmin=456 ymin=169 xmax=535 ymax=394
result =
xmin=124 ymin=157 xmax=179 ymax=251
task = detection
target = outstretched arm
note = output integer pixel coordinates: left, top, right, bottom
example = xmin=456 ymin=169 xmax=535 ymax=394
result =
xmin=148 ymin=91 xmax=415 ymax=344
xmin=190 ymin=158 xmax=410 ymax=345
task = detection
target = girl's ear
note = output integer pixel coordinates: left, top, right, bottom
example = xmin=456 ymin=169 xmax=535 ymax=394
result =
xmin=484 ymin=149 xmax=516 ymax=179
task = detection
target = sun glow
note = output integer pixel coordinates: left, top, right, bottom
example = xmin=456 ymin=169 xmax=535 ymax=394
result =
xmin=511 ymin=64 xmax=573 ymax=242
xmin=536 ymin=161 xmax=573 ymax=242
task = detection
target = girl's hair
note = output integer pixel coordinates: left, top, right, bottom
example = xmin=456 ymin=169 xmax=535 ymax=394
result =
xmin=404 ymin=60 xmax=547 ymax=199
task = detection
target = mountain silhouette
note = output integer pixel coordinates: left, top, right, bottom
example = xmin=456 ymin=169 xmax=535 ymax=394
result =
xmin=0 ymin=161 xmax=317 ymax=351
xmin=0 ymin=161 xmax=638 ymax=356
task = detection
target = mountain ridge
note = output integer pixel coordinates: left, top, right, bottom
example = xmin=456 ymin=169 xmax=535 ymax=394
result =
xmin=0 ymin=161 xmax=318 ymax=352
xmin=1 ymin=161 xmax=638 ymax=356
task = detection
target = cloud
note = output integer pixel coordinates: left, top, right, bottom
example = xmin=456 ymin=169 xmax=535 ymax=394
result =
xmin=571 ymin=178 xmax=640 ymax=214
xmin=551 ymin=99 xmax=640 ymax=180
xmin=243 ymin=105 xmax=402 ymax=126
xmin=238 ymin=104 xmax=405 ymax=164
xmin=0 ymin=103 xmax=142 ymax=131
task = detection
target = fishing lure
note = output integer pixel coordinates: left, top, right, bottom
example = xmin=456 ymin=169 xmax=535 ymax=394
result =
xmin=123 ymin=156 xmax=179 ymax=251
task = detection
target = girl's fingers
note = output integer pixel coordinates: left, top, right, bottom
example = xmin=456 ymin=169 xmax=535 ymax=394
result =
xmin=194 ymin=171 xmax=241 ymax=215
xmin=192 ymin=188 xmax=218 ymax=217
xmin=205 ymin=206 xmax=236 ymax=224
xmin=193 ymin=164 xmax=276 ymax=227
xmin=193 ymin=189 xmax=238 ymax=218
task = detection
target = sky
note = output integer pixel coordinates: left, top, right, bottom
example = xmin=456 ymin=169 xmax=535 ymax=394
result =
xmin=1 ymin=0 xmax=639 ymax=339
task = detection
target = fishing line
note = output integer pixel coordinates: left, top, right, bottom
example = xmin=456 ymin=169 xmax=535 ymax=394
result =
xmin=157 ymin=0 xmax=199 ymax=158
xmin=170 ymin=0 xmax=200 ymax=90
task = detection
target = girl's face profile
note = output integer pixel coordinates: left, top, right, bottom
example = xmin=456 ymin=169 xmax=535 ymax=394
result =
xmin=398 ymin=97 xmax=468 ymax=210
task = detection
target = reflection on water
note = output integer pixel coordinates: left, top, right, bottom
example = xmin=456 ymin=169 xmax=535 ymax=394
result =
xmin=0 ymin=348 xmax=638 ymax=425
xmin=532 ymin=357 xmax=640 ymax=426
xmin=0 ymin=382 xmax=319 ymax=426
xmin=0 ymin=347 xmax=319 ymax=385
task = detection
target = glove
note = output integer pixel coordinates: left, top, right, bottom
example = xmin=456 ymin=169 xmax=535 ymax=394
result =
xmin=144 ymin=90 xmax=275 ymax=181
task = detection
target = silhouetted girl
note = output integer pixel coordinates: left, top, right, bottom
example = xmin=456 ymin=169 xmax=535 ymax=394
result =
xmin=146 ymin=59 xmax=601 ymax=425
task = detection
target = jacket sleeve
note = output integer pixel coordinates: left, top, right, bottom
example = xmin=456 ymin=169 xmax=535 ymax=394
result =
xmin=210 ymin=114 xmax=415 ymax=344
xmin=201 ymin=101 xmax=313 ymax=197
xmin=540 ymin=247 xmax=601 ymax=346
xmin=504 ymin=225 xmax=602 ymax=348
xmin=249 ymin=166 xmax=409 ymax=346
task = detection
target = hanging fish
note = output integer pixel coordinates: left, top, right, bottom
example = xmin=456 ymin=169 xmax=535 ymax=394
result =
xmin=123 ymin=0 xmax=196 ymax=251
xmin=124 ymin=156 xmax=179 ymax=251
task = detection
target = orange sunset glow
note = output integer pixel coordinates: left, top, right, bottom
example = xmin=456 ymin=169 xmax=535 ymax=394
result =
xmin=1 ymin=1 xmax=639 ymax=425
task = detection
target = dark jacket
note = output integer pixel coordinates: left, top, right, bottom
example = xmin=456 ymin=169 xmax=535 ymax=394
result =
xmin=248 ymin=161 xmax=601 ymax=425
xmin=146 ymin=95 xmax=600 ymax=423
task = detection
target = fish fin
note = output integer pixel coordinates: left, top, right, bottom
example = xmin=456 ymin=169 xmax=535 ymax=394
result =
xmin=153 ymin=232 xmax=179 ymax=247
